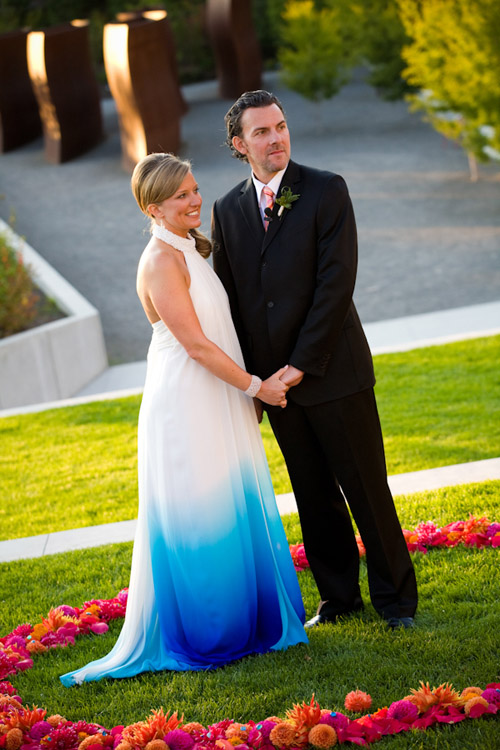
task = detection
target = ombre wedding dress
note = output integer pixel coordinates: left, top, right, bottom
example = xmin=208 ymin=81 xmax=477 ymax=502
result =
xmin=60 ymin=226 xmax=306 ymax=685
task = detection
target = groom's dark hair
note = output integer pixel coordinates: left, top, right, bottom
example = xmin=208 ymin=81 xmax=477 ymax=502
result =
xmin=224 ymin=90 xmax=286 ymax=161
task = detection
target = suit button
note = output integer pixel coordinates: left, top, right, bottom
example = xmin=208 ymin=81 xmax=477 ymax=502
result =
xmin=261 ymin=261 xmax=267 ymax=269
xmin=267 ymin=301 xmax=274 ymax=308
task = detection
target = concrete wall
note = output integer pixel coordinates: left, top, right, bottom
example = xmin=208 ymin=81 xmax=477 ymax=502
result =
xmin=0 ymin=218 xmax=108 ymax=409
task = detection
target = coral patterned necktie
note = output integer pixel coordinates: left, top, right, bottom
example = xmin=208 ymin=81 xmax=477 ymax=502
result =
xmin=262 ymin=186 xmax=275 ymax=230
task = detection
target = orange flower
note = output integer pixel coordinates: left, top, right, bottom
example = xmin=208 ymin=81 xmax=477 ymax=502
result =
xmin=269 ymin=722 xmax=296 ymax=748
xmin=29 ymin=624 xmax=49 ymax=641
xmin=215 ymin=741 xmax=234 ymax=750
xmin=0 ymin=696 xmax=22 ymax=711
xmin=82 ymin=605 xmax=100 ymax=617
xmin=463 ymin=516 xmax=490 ymax=536
xmin=79 ymin=735 xmax=104 ymax=750
xmin=182 ymin=724 xmax=204 ymax=735
xmin=2 ymin=707 xmax=47 ymax=732
xmin=286 ymin=696 xmax=322 ymax=730
xmin=5 ymin=728 xmax=23 ymax=750
xmin=344 ymin=690 xmax=372 ymax=713
xmin=405 ymin=682 xmax=462 ymax=713
xmin=460 ymin=687 xmax=482 ymax=700
xmin=114 ymin=742 xmax=133 ymax=750
xmin=226 ymin=724 xmax=249 ymax=741
xmin=308 ymin=724 xmax=337 ymax=749
xmin=431 ymin=683 xmax=462 ymax=707
xmin=123 ymin=710 xmax=182 ymax=747
xmin=47 ymin=715 xmax=66 ymax=728
xmin=26 ymin=641 xmax=47 ymax=654
xmin=42 ymin=609 xmax=80 ymax=631
xmin=464 ymin=696 xmax=489 ymax=715
xmin=144 ymin=741 xmax=169 ymax=750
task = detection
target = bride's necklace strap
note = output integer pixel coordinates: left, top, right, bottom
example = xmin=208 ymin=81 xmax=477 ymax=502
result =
xmin=152 ymin=223 xmax=196 ymax=253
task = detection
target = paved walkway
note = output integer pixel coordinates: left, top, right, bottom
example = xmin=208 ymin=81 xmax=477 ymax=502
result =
xmin=1 ymin=71 xmax=499 ymax=364
xmin=1 ymin=457 xmax=499 ymax=564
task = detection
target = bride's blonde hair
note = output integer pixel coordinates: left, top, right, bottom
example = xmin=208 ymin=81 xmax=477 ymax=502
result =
xmin=131 ymin=152 xmax=211 ymax=259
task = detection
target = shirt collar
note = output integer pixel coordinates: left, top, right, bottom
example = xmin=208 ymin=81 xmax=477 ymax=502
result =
xmin=251 ymin=166 xmax=288 ymax=204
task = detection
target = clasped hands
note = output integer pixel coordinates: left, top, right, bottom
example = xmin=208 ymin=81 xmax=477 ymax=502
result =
xmin=254 ymin=365 xmax=304 ymax=422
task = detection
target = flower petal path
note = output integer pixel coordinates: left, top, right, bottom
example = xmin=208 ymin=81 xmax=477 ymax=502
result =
xmin=1 ymin=517 xmax=499 ymax=748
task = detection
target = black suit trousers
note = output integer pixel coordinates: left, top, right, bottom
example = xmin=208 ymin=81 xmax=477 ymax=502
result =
xmin=267 ymin=388 xmax=418 ymax=620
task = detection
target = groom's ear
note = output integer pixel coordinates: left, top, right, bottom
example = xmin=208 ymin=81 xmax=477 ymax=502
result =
xmin=232 ymin=135 xmax=247 ymax=157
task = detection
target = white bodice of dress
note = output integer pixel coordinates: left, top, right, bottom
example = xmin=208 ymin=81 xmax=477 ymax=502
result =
xmin=152 ymin=224 xmax=197 ymax=254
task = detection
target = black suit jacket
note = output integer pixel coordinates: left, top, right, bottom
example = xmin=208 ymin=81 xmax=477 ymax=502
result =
xmin=211 ymin=160 xmax=375 ymax=406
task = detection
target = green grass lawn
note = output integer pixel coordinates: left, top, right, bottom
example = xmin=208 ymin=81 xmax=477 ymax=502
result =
xmin=1 ymin=480 xmax=499 ymax=748
xmin=1 ymin=335 xmax=499 ymax=542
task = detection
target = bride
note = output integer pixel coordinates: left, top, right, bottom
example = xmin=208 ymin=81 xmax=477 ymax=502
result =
xmin=60 ymin=153 xmax=307 ymax=685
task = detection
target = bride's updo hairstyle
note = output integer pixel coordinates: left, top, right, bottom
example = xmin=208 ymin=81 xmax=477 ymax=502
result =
xmin=131 ymin=152 xmax=211 ymax=259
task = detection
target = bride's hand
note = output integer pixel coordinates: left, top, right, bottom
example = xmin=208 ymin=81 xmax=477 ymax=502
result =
xmin=257 ymin=366 xmax=289 ymax=408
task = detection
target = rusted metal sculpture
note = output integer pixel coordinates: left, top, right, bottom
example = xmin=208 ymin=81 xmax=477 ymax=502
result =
xmin=26 ymin=20 xmax=103 ymax=164
xmin=103 ymin=10 xmax=186 ymax=171
xmin=206 ymin=0 xmax=262 ymax=98
xmin=0 ymin=29 xmax=42 ymax=152
xmin=116 ymin=9 xmax=188 ymax=117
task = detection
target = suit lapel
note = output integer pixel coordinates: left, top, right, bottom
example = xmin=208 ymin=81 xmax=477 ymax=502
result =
xmin=262 ymin=161 xmax=302 ymax=254
xmin=238 ymin=177 xmax=265 ymax=244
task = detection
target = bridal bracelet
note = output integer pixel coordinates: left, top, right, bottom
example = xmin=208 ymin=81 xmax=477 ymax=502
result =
xmin=244 ymin=374 xmax=262 ymax=398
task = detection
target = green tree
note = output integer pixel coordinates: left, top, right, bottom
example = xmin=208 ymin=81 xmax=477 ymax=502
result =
xmin=278 ymin=0 xmax=361 ymax=104
xmin=398 ymin=0 xmax=500 ymax=178
xmin=358 ymin=0 xmax=413 ymax=100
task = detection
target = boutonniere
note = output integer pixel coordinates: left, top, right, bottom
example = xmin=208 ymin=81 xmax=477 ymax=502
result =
xmin=276 ymin=186 xmax=300 ymax=218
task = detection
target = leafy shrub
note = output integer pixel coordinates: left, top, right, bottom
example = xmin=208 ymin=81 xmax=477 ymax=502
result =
xmin=278 ymin=0 xmax=361 ymax=103
xmin=358 ymin=0 xmax=414 ymax=100
xmin=399 ymin=0 xmax=500 ymax=171
xmin=0 ymin=231 xmax=40 ymax=338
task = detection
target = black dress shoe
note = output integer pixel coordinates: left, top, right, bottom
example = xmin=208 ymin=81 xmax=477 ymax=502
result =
xmin=387 ymin=616 xmax=415 ymax=630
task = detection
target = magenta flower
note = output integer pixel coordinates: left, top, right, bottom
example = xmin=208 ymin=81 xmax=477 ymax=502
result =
xmin=386 ymin=700 xmax=419 ymax=723
xmin=318 ymin=711 xmax=350 ymax=730
xmin=30 ymin=721 xmax=54 ymax=741
xmin=481 ymin=688 xmax=500 ymax=706
xmin=164 ymin=729 xmax=195 ymax=750
xmin=11 ymin=623 xmax=33 ymax=638
xmin=40 ymin=725 xmax=79 ymax=750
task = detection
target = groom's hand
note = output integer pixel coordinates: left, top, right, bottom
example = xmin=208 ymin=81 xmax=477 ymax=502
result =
xmin=279 ymin=365 xmax=304 ymax=387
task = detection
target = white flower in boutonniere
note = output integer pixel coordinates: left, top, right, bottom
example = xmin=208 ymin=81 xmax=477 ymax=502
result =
xmin=276 ymin=186 xmax=300 ymax=218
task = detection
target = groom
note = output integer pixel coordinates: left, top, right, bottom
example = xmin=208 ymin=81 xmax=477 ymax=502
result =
xmin=211 ymin=90 xmax=418 ymax=629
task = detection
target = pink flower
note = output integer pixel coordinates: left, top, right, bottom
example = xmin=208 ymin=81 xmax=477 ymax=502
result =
xmin=481 ymin=688 xmax=500 ymax=706
xmin=89 ymin=623 xmax=109 ymax=635
xmin=415 ymin=521 xmax=439 ymax=545
xmin=57 ymin=606 xmax=77 ymax=617
xmin=117 ymin=589 xmax=129 ymax=605
xmin=386 ymin=700 xmax=418 ymax=723
xmin=289 ymin=544 xmax=309 ymax=572
xmin=40 ymin=725 xmax=79 ymax=750
xmin=30 ymin=721 xmax=53 ymax=741
xmin=10 ymin=624 xmax=33 ymax=638
xmin=318 ymin=712 xmax=349 ymax=731
xmin=164 ymin=730 xmax=195 ymax=750
xmin=490 ymin=533 xmax=500 ymax=548
xmin=0 ymin=680 xmax=18 ymax=696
